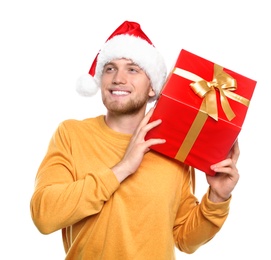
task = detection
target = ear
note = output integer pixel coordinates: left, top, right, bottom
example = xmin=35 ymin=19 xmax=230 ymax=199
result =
xmin=148 ymin=87 xmax=156 ymax=98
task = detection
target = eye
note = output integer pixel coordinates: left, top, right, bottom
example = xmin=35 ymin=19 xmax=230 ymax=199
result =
xmin=128 ymin=66 xmax=141 ymax=73
xmin=103 ymin=65 xmax=115 ymax=73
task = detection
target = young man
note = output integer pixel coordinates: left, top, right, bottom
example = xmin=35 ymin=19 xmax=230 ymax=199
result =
xmin=30 ymin=21 xmax=240 ymax=259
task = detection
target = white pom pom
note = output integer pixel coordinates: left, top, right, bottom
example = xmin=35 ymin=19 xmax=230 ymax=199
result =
xmin=76 ymin=74 xmax=99 ymax=96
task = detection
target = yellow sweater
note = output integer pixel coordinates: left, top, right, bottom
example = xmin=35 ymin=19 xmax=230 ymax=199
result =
xmin=30 ymin=115 xmax=230 ymax=260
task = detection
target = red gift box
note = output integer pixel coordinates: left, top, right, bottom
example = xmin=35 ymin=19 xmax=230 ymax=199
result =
xmin=145 ymin=49 xmax=257 ymax=176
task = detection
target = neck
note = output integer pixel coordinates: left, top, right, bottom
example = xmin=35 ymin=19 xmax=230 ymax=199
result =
xmin=104 ymin=109 xmax=146 ymax=134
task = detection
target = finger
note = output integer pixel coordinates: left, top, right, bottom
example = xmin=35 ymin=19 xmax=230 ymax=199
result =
xmin=211 ymin=158 xmax=233 ymax=171
xmin=211 ymin=157 xmax=238 ymax=175
xmin=141 ymin=138 xmax=166 ymax=153
xmin=134 ymin=119 xmax=162 ymax=141
xmin=212 ymin=167 xmax=232 ymax=175
xmin=141 ymin=107 xmax=155 ymax=125
xmin=145 ymin=138 xmax=166 ymax=147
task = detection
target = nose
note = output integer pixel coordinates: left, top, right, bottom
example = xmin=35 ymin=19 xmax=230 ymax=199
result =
xmin=112 ymin=70 xmax=126 ymax=85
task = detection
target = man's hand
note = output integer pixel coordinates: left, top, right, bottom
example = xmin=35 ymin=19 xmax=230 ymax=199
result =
xmin=112 ymin=108 xmax=166 ymax=182
xmin=207 ymin=140 xmax=240 ymax=203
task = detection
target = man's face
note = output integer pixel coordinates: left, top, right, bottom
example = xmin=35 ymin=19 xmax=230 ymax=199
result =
xmin=100 ymin=59 xmax=155 ymax=115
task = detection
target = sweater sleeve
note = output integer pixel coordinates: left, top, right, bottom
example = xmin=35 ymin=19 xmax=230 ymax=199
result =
xmin=173 ymin=167 xmax=230 ymax=254
xmin=30 ymin=121 xmax=120 ymax=234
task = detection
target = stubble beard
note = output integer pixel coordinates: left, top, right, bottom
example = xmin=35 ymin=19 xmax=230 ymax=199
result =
xmin=103 ymin=96 xmax=149 ymax=116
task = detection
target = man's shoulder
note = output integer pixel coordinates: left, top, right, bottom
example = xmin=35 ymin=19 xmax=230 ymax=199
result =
xmin=59 ymin=115 xmax=104 ymax=131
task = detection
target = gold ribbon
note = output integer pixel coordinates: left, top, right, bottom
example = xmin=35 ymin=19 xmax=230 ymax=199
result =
xmin=173 ymin=64 xmax=250 ymax=121
xmin=175 ymin=102 xmax=208 ymax=162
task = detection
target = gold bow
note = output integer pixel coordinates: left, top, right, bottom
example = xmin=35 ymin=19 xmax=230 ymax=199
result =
xmin=173 ymin=64 xmax=250 ymax=121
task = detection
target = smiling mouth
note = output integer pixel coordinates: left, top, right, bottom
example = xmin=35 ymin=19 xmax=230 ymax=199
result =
xmin=111 ymin=90 xmax=130 ymax=96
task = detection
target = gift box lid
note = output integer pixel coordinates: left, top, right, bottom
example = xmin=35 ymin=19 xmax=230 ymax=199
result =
xmin=161 ymin=49 xmax=257 ymax=127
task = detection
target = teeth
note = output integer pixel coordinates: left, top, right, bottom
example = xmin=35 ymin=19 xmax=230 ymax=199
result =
xmin=112 ymin=90 xmax=129 ymax=95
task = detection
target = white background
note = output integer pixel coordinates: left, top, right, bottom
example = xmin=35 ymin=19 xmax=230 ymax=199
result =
xmin=1 ymin=0 xmax=270 ymax=259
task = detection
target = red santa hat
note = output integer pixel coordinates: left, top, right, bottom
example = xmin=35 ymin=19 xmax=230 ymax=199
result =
xmin=76 ymin=21 xmax=167 ymax=102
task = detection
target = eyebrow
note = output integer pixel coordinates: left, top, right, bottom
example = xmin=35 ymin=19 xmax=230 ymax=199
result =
xmin=126 ymin=61 xmax=139 ymax=66
xmin=105 ymin=61 xmax=140 ymax=67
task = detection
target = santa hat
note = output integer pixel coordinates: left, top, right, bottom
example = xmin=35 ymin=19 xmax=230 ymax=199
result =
xmin=76 ymin=21 xmax=167 ymax=102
